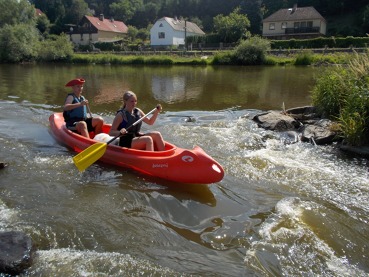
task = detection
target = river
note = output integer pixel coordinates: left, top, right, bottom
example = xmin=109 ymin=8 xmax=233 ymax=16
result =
xmin=0 ymin=64 xmax=368 ymax=276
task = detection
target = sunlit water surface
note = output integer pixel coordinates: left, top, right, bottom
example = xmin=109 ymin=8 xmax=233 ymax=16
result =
xmin=0 ymin=64 xmax=368 ymax=276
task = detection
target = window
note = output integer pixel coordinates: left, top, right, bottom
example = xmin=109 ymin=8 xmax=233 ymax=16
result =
xmin=269 ymin=23 xmax=275 ymax=30
xmin=158 ymin=32 xmax=165 ymax=39
xmin=307 ymin=21 xmax=313 ymax=28
xmin=159 ymin=23 xmax=163 ymax=27
xmin=281 ymin=22 xmax=287 ymax=29
xmin=300 ymin=21 xmax=307 ymax=28
xmin=294 ymin=22 xmax=300 ymax=28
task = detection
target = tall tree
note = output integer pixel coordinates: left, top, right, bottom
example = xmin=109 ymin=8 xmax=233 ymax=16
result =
xmin=63 ymin=0 xmax=89 ymax=25
xmin=213 ymin=7 xmax=250 ymax=43
xmin=241 ymin=0 xmax=262 ymax=35
xmin=0 ymin=0 xmax=36 ymax=27
xmin=129 ymin=2 xmax=160 ymax=28
xmin=109 ymin=0 xmax=143 ymax=22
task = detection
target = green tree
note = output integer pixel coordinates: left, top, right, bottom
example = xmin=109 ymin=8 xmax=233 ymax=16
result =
xmin=136 ymin=27 xmax=150 ymax=42
xmin=213 ymin=7 xmax=250 ymax=43
xmin=109 ymin=0 xmax=143 ymax=22
xmin=240 ymin=0 xmax=262 ymax=35
xmin=37 ymin=34 xmax=74 ymax=62
xmin=129 ymin=2 xmax=159 ymax=28
xmin=63 ymin=0 xmax=89 ymax=26
xmin=0 ymin=24 xmax=40 ymax=63
xmin=127 ymin=25 xmax=139 ymax=42
xmin=0 ymin=0 xmax=36 ymax=28
xmin=362 ymin=5 xmax=369 ymax=30
xmin=36 ymin=13 xmax=51 ymax=35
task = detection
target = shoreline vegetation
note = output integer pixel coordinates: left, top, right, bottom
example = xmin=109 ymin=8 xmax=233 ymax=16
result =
xmin=69 ymin=49 xmax=358 ymax=66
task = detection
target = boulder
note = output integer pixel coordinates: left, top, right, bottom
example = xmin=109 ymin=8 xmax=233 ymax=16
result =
xmin=252 ymin=111 xmax=301 ymax=131
xmin=300 ymin=119 xmax=338 ymax=145
xmin=0 ymin=231 xmax=34 ymax=275
xmin=252 ymin=107 xmax=338 ymax=145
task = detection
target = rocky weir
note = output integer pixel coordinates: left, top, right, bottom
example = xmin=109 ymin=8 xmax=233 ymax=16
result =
xmin=251 ymin=106 xmax=369 ymax=158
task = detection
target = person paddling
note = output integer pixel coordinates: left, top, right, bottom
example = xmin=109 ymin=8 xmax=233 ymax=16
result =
xmin=63 ymin=78 xmax=104 ymax=138
xmin=109 ymin=91 xmax=165 ymax=151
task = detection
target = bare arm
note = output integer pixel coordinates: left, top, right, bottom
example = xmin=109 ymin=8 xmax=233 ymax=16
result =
xmin=141 ymin=105 xmax=161 ymax=126
xmin=63 ymin=95 xmax=89 ymax=111
xmin=109 ymin=113 xmax=124 ymax=136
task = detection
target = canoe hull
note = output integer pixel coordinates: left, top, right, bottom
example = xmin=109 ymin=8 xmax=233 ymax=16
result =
xmin=49 ymin=113 xmax=224 ymax=184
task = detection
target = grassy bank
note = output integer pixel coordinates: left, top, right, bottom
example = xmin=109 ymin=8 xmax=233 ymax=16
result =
xmin=70 ymin=50 xmax=357 ymax=66
xmin=70 ymin=53 xmax=209 ymax=65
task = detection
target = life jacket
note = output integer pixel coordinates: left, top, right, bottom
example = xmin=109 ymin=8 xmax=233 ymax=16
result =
xmin=117 ymin=108 xmax=142 ymax=135
xmin=63 ymin=93 xmax=86 ymax=122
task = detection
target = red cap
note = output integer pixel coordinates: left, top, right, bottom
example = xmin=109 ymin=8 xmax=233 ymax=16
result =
xmin=65 ymin=78 xmax=85 ymax=87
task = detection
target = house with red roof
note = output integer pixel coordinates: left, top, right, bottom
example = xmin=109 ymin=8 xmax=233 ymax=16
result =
xmin=69 ymin=14 xmax=128 ymax=46
xmin=262 ymin=4 xmax=326 ymax=40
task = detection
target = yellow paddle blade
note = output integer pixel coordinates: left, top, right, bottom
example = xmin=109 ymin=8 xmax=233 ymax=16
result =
xmin=72 ymin=142 xmax=108 ymax=172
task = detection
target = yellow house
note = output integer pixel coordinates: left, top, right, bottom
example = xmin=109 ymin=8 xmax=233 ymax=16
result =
xmin=69 ymin=14 xmax=128 ymax=46
xmin=262 ymin=4 xmax=326 ymax=40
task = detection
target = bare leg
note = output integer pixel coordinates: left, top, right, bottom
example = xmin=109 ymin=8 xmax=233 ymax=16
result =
xmin=92 ymin=117 xmax=104 ymax=134
xmin=147 ymin=131 xmax=165 ymax=151
xmin=76 ymin=121 xmax=89 ymax=138
xmin=131 ymin=136 xmax=154 ymax=151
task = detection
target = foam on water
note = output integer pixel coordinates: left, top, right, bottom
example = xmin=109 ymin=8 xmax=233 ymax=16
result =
xmin=28 ymin=249 xmax=185 ymax=276
xmin=244 ymin=197 xmax=368 ymax=276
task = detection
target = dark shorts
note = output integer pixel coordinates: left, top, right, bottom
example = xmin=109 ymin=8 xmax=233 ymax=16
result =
xmin=119 ymin=133 xmax=144 ymax=148
xmin=119 ymin=133 xmax=134 ymax=148
xmin=66 ymin=118 xmax=94 ymax=132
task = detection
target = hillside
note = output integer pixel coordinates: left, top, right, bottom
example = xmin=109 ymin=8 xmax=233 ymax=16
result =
xmin=326 ymin=10 xmax=367 ymax=37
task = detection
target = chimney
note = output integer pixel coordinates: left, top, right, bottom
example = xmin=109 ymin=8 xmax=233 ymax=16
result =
xmin=292 ymin=4 xmax=297 ymax=12
xmin=110 ymin=18 xmax=114 ymax=22
xmin=99 ymin=14 xmax=104 ymax=21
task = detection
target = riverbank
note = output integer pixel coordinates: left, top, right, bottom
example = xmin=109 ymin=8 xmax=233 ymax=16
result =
xmin=68 ymin=49 xmax=358 ymax=66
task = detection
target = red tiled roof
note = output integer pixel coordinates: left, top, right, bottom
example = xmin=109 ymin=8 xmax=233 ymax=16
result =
xmin=85 ymin=15 xmax=128 ymax=34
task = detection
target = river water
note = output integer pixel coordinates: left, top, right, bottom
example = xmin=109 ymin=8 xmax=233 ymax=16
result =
xmin=0 ymin=64 xmax=368 ymax=276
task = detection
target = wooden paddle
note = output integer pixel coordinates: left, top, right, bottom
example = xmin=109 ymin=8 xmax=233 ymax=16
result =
xmin=73 ymin=107 xmax=158 ymax=172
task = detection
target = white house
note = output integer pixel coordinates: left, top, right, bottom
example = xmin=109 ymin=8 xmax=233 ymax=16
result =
xmin=150 ymin=17 xmax=205 ymax=48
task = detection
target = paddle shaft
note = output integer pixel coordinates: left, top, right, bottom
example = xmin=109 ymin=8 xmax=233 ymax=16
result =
xmin=106 ymin=107 xmax=157 ymax=145
xmin=86 ymin=103 xmax=93 ymax=118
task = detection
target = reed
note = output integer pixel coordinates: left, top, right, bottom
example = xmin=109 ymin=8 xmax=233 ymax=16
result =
xmin=311 ymin=51 xmax=369 ymax=146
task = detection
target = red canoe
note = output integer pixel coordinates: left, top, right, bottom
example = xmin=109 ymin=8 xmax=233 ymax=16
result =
xmin=49 ymin=113 xmax=224 ymax=184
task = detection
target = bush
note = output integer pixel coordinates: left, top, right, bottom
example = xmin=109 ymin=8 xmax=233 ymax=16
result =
xmin=311 ymin=52 xmax=369 ymax=145
xmin=233 ymin=36 xmax=271 ymax=65
xmin=0 ymin=24 xmax=40 ymax=62
xmin=294 ymin=50 xmax=314 ymax=65
xmin=211 ymin=51 xmax=235 ymax=65
xmin=37 ymin=34 xmax=73 ymax=62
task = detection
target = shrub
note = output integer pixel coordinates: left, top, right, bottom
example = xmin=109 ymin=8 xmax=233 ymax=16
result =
xmin=211 ymin=51 xmax=234 ymax=65
xmin=233 ymin=36 xmax=271 ymax=65
xmin=0 ymin=24 xmax=40 ymax=62
xmin=311 ymin=52 xmax=369 ymax=145
xmin=294 ymin=50 xmax=314 ymax=65
xmin=37 ymin=34 xmax=73 ymax=62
